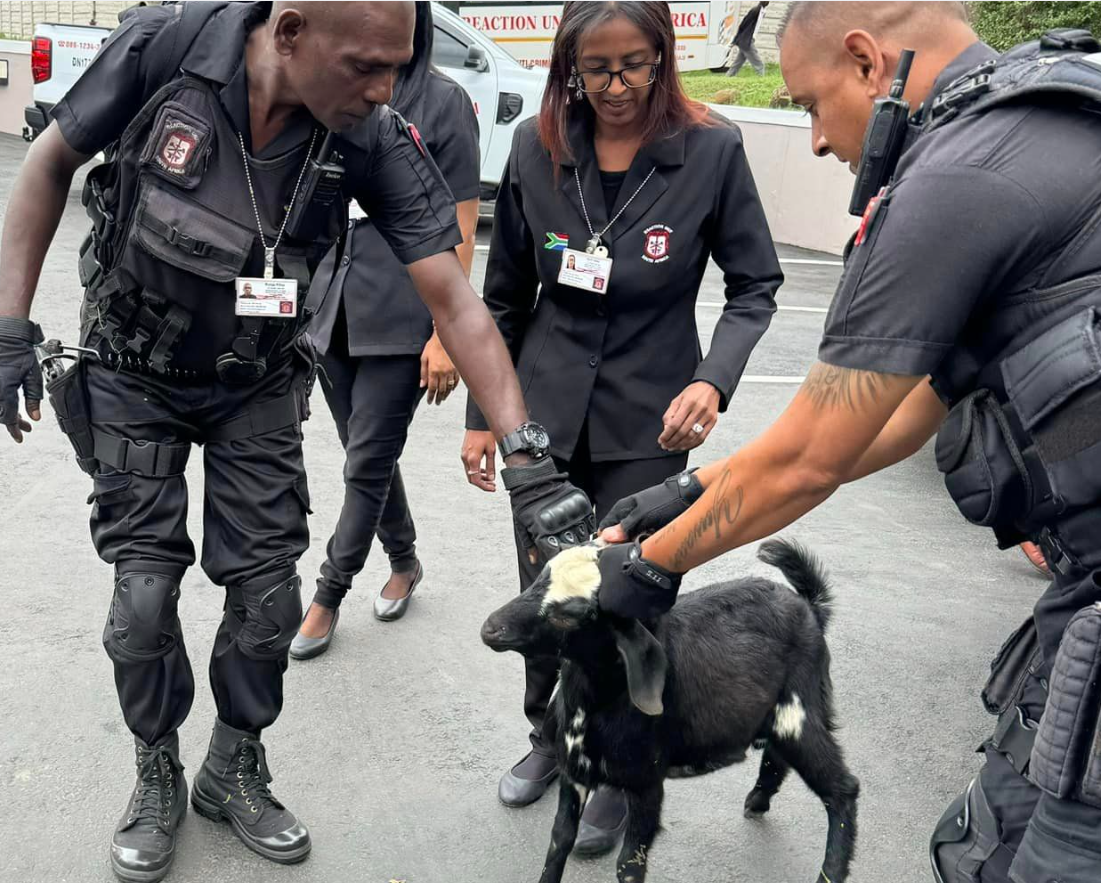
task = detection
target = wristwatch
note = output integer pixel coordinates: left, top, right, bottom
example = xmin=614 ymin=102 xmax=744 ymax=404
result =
xmin=499 ymin=421 xmax=551 ymax=460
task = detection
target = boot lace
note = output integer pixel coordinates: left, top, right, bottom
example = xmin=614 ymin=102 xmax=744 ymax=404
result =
xmin=127 ymin=745 xmax=178 ymax=831
xmin=229 ymin=738 xmax=282 ymax=815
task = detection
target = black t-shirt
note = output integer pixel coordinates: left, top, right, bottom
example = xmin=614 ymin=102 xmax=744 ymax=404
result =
xmin=599 ymin=169 xmax=627 ymax=215
xmin=310 ymin=69 xmax=481 ymax=357
xmin=820 ymin=42 xmax=1101 ymax=382
xmin=53 ymin=2 xmax=462 ymax=269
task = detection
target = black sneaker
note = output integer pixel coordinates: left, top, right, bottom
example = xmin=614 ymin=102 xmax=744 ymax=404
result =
xmin=191 ymin=719 xmax=311 ymax=864
xmin=110 ymin=734 xmax=187 ymax=883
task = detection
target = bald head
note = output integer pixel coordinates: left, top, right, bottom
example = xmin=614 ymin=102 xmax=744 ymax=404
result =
xmin=777 ymin=1 xmax=978 ymax=169
xmin=272 ymin=1 xmax=414 ymax=39
xmin=778 ymin=2 xmax=969 ymax=50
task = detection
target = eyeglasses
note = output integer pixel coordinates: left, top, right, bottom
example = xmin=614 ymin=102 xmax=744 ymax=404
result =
xmin=573 ymin=56 xmax=661 ymax=94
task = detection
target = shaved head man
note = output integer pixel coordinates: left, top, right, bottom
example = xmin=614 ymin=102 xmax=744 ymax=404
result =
xmin=779 ymin=2 xmax=975 ymax=168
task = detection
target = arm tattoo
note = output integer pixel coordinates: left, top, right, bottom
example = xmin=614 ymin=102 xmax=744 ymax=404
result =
xmin=669 ymin=468 xmax=744 ymax=571
xmin=802 ymin=363 xmax=885 ymax=412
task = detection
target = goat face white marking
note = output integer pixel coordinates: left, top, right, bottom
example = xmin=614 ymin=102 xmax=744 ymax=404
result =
xmin=773 ymin=694 xmax=806 ymax=740
xmin=541 ymin=545 xmax=601 ymax=613
xmin=574 ymin=783 xmax=589 ymax=803
xmin=564 ymin=731 xmax=584 ymax=754
xmin=571 ymin=709 xmax=586 ymax=730
xmin=578 ymin=753 xmax=592 ymax=770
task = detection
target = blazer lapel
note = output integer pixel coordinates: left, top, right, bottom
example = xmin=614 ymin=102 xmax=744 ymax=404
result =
xmin=559 ymin=114 xmax=609 ymax=247
xmin=608 ymin=129 xmax=685 ymax=245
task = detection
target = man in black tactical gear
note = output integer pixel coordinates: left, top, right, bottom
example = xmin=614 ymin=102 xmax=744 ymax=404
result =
xmin=597 ymin=3 xmax=1101 ymax=881
xmin=0 ymin=3 xmax=593 ymax=881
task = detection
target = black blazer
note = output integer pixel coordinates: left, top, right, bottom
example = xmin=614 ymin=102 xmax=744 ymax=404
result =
xmin=467 ymin=113 xmax=782 ymax=462
xmin=308 ymin=71 xmax=480 ymax=357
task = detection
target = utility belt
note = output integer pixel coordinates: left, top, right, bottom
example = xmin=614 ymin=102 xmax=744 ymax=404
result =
xmin=980 ymin=616 xmax=1046 ymax=776
xmin=38 ymin=337 xmax=315 ymax=479
xmin=935 ymin=306 xmax=1101 ymax=549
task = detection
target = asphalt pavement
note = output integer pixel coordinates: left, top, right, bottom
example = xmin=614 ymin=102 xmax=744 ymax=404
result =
xmin=0 ymin=132 xmax=1048 ymax=883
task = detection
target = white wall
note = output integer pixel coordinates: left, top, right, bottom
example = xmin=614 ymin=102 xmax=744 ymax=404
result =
xmin=710 ymin=105 xmax=856 ymax=255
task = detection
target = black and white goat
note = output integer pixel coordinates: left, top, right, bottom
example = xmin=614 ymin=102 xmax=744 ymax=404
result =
xmin=481 ymin=539 xmax=858 ymax=883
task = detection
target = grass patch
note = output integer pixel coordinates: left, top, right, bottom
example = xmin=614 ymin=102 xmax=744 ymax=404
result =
xmin=680 ymin=64 xmax=795 ymax=110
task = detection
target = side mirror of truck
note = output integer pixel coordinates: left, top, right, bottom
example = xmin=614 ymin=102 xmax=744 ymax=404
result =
xmin=465 ymin=45 xmax=489 ymax=72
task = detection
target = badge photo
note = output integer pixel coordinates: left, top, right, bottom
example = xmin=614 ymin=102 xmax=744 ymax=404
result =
xmin=642 ymin=224 xmax=673 ymax=264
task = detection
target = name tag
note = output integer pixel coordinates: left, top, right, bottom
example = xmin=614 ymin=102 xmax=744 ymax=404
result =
xmin=557 ymin=248 xmax=613 ymax=294
xmin=235 ymin=277 xmax=298 ymax=318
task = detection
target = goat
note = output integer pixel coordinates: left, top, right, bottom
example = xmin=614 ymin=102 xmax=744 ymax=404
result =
xmin=480 ymin=538 xmax=859 ymax=883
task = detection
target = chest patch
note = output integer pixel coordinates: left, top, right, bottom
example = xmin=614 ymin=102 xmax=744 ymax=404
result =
xmin=154 ymin=119 xmax=205 ymax=176
xmin=642 ymin=224 xmax=673 ymax=263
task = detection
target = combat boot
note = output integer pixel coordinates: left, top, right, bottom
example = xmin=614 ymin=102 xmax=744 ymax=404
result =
xmin=110 ymin=733 xmax=187 ymax=883
xmin=191 ymin=719 xmax=311 ymax=863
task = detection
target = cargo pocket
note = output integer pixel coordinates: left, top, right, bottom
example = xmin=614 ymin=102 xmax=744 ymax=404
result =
xmin=292 ymin=477 xmax=313 ymax=516
xmin=139 ymin=102 xmax=213 ymax=190
xmin=1002 ymin=306 xmax=1101 ymax=513
xmin=935 ymin=389 xmax=1032 ymax=529
xmin=132 ymin=181 xmax=254 ymax=283
xmin=88 ymin=473 xmax=135 ymax=522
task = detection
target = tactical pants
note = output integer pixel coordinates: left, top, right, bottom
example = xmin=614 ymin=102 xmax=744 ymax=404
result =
xmin=517 ymin=431 xmax=688 ymax=757
xmin=932 ymin=533 xmax=1101 ymax=883
xmin=312 ymin=349 xmax=424 ymax=610
xmin=86 ymin=357 xmax=311 ymax=745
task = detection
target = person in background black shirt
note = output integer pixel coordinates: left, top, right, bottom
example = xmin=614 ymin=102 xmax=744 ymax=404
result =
xmin=291 ymin=1 xmax=480 ymax=660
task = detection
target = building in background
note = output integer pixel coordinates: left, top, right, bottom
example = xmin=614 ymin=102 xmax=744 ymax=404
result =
xmin=442 ymin=1 xmax=787 ymax=71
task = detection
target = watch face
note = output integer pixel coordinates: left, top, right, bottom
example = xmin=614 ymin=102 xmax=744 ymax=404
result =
xmin=523 ymin=424 xmax=550 ymax=452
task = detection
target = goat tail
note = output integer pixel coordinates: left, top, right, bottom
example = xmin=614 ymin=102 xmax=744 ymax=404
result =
xmin=757 ymin=538 xmax=833 ymax=631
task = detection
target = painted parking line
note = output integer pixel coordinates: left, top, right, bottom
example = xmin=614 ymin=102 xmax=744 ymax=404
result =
xmin=697 ymin=302 xmax=829 ymax=313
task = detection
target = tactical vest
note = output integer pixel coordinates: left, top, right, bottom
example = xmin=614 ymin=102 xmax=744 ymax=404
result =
xmin=917 ymin=30 xmax=1101 ymax=568
xmin=78 ymin=72 xmax=343 ymax=380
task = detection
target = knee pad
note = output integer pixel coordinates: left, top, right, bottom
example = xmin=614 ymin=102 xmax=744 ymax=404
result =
xmin=930 ymin=777 xmax=1006 ymax=883
xmin=103 ymin=572 xmax=182 ymax=664
xmin=225 ymin=575 xmax=302 ymax=661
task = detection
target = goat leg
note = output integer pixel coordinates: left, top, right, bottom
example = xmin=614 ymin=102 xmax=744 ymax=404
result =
xmin=538 ymin=777 xmax=586 ymax=883
xmin=744 ymin=742 xmax=791 ymax=818
xmin=615 ymin=783 xmax=663 ymax=883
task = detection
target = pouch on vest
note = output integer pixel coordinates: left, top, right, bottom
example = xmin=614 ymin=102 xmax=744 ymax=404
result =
xmin=1001 ymin=306 xmax=1101 ymax=515
xmin=131 ymin=180 xmax=254 ymax=286
xmin=45 ymin=354 xmax=98 ymax=475
xmin=935 ymin=389 xmax=1032 ymax=531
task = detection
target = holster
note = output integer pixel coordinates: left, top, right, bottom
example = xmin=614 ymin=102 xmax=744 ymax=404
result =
xmin=1029 ymin=602 xmax=1101 ymax=808
xmin=981 ymin=616 xmax=1046 ymax=775
xmin=46 ymin=356 xmax=99 ymax=475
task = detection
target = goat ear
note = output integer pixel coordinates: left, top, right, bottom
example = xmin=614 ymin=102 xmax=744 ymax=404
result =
xmin=612 ymin=620 xmax=667 ymax=716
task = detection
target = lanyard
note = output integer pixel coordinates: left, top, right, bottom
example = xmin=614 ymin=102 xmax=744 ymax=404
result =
xmin=573 ymin=165 xmax=655 ymax=258
xmin=237 ymin=129 xmax=318 ymax=280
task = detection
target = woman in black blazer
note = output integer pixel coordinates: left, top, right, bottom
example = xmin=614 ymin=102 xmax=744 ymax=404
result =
xmin=291 ymin=2 xmax=481 ymax=659
xmin=463 ymin=0 xmax=783 ymax=855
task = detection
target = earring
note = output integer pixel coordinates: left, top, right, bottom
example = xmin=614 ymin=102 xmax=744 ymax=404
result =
xmin=569 ymin=67 xmax=584 ymax=101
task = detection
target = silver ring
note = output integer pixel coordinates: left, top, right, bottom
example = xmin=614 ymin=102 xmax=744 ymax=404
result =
xmin=691 ymin=422 xmax=705 ymax=435
xmin=467 ymin=470 xmax=480 ymax=475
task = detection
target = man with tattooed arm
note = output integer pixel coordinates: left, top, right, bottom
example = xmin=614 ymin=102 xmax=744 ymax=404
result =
xmin=598 ymin=3 xmax=1101 ymax=881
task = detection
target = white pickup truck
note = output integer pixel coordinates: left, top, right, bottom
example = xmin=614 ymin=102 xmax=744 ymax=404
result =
xmin=23 ymin=3 xmax=546 ymax=201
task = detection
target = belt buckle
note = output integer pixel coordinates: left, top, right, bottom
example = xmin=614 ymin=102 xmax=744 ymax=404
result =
xmin=1038 ymin=527 xmax=1077 ymax=577
xmin=215 ymin=352 xmax=267 ymax=387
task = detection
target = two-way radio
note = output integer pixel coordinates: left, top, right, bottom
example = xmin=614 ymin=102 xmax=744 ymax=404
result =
xmin=847 ymin=49 xmax=916 ymax=216
xmin=285 ymin=131 xmax=346 ymax=240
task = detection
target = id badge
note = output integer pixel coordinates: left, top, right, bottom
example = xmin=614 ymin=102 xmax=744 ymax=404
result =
xmin=235 ymin=277 xmax=298 ymax=318
xmin=557 ymin=248 xmax=613 ymax=294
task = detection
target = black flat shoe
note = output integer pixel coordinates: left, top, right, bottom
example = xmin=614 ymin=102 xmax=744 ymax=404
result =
xmin=498 ymin=751 xmax=559 ymax=808
xmin=374 ymin=562 xmax=424 ymax=622
xmin=574 ymin=785 xmax=628 ymax=857
xmin=289 ymin=608 xmax=339 ymax=660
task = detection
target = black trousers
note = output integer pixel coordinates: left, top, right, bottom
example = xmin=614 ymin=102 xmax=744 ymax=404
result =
xmin=518 ymin=439 xmax=688 ymax=756
xmin=312 ymin=347 xmax=424 ymax=610
xmin=86 ymin=357 xmax=310 ymax=746
xmin=975 ymin=558 xmax=1101 ymax=883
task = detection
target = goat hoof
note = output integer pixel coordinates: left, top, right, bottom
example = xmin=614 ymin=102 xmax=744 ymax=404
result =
xmin=743 ymin=789 xmax=771 ymax=818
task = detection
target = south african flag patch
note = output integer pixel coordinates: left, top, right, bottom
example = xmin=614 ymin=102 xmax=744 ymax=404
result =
xmin=543 ymin=232 xmax=569 ymax=251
